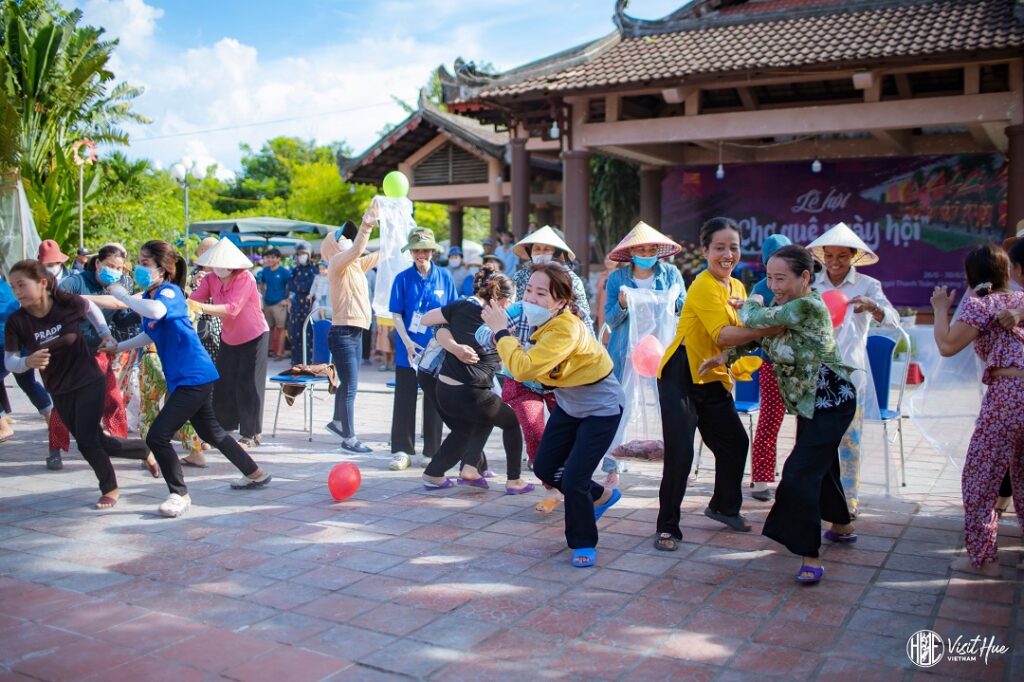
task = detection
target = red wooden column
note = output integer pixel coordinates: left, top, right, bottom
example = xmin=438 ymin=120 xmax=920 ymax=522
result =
xmin=639 ymin=166 xmax=664 ymax=228
xmin=489 ymin=200 xmax=507 ymax=239
xmin=1008 ymin=124 xmax=1024 ymax=237
xmin=448 ymin=205 xmax=464 ymax=250
xmin=510 ymin=138 xmax=530 ymax=239
xmin=562 ymin=148 xmax=591 ymax=277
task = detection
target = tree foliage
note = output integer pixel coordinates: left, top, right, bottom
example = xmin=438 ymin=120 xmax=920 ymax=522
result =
xmin=590 ymin=154 xmax=639 ymax=258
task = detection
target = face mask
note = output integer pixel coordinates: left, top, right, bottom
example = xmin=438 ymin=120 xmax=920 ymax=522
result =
xmin=134 ymin=264 xmax=157 ymax=289
xmin=532 ymin=254 xmax=553 ymax=265
xmin=632 ymin=255 xmax=658 ymax=270
xmin=97 ymin=266 xmax=121 ymax=286
xmin=336 ymin=237 xmax=352 ymax=252
xmin=45 ymin=264 xmax=61 ymax=276
xmin=449 ymin=257 xmax=462 ymax=267
xmin=213 ymin=268 xmax=232 ymax=279
xmin=296 ymin=254 xmax=309 ymax=265
xmin=523 ymin=301 xmax=556 ymax=327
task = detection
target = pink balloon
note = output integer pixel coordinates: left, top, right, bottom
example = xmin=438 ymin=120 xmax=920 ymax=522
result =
xmin=328 ymin=463 xmax=361 ymax=502
xmin=632 ymin=334 xmax=665 ymax=378
xmin=821 ymin=290 xmax=849 ymax=328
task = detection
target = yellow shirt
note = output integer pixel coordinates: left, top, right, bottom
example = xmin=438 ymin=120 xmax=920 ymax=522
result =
xmin=659 ymin=270 xmax=746 ymax=387
xmin=496 ymin=310 xmax=613 ymax=387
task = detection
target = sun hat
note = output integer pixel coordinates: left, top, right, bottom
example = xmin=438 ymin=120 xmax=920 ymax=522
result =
xmin=402 ymin=227 xmax=442 ymax=252
xmin=1002 ymin=219 xmax=1024 ymax=251
xmin=37 ymin=240 xmax=69 ymax=264
xmin=448 ymin=246 xmax=463 ymax=257
xmin=806 ymin=222 xmax=879 ymax=267
xmin=608 ymin=221 xmax=681 ymax=263
xmin=76 ymin=247 xmax=89 ymax=257
xmin=513 ymin=225 xmax=575 ymax=261
xmin=194 ymin=237 xmax=254 ymax=270
xmin=465 ymin=254 xmax=483 ymax=267
xmin=482 ymin=254 xmax=504 ymax=270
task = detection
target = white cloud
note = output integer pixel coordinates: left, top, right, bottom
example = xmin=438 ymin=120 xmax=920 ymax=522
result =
xmin=80 ymin=0 xmax=163 ymax=55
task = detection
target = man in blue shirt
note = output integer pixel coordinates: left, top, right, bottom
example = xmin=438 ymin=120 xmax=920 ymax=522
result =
xmin=256 ymin=248 xmax=291 ymax=359
xmin=388 ymin=228 xmax=457 ymax=470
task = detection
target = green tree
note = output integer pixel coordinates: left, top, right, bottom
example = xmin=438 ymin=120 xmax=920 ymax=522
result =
xmin=590 ymin=154 xmax=639 ymax=258
xmin=289 ymin=160 xmax=373 ymax=226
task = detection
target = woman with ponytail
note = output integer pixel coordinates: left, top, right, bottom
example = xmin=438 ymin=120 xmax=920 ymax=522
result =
xmin=4 ymin=260 xmax=150 ymax=509
xmin=105 ymin=241 xmax=271 ymax=518
xmin=419 ymin=263 xmax=532 ymax=494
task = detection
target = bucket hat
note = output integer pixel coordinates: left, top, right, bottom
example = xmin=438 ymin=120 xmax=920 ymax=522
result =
xmin=402 ymin=227 xmax=442 ymax=252
xmin=37 ymin=240 xmax=68 ymax=264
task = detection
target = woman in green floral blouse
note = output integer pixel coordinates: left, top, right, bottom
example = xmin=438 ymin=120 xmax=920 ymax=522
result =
xmin=701 ymin=245 xmax=858 ymax=583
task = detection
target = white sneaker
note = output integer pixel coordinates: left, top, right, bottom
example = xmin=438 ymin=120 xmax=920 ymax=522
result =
xmin=158 ymin=493 xmax=191 ymax=518
xmin=230 ymin=470 xmax=272 ymax=489
xmin=388 ymin=453 xmax=411 ymax=471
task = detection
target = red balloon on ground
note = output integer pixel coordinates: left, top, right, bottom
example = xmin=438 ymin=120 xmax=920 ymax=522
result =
xmin=632 ymin=334 xmax=665 ymax=378
xmin=328 ymin=462 xmax=361 ymax=501
xmin=821 ymin=289 xmax=849 ymax=328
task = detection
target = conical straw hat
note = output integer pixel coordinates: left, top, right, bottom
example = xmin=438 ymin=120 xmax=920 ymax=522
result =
xmin=806 ymin=222 xmax=879 ymax=267
xmin=513 ymin=226 xmax=575 ymax=261
xmin=194 ymin=237 xmax=253 ymax=270
xmin=608 ymin=221 xmax=681 ymax=263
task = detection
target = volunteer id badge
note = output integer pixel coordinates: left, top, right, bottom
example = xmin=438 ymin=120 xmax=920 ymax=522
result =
xmin=409 ymin=311 xmax=426 ymax=334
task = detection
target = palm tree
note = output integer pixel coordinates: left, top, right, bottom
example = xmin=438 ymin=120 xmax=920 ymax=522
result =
xmin=102 ymin=151 xmax=151 ymax=197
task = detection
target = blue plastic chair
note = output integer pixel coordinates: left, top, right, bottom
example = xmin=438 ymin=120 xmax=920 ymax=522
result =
xmin=866 ymin=332 xmax=910 ymax=487
xmin=270 ymin=308 xmax=332 ymax=441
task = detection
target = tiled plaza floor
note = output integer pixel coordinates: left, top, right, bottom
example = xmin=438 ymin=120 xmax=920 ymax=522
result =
xmin=0 ymin=361 xmax=1020 ymax=681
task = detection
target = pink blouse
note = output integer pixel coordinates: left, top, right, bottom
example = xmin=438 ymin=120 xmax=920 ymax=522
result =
xmin=189 ymin=270 xmax=268 ymax=346
xmin=958 ymin=291 xmax=1024 ymax=385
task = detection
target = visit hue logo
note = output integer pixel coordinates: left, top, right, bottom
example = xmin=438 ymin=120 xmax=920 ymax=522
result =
xmin=907 ymin=630 xmax=944 ymax=668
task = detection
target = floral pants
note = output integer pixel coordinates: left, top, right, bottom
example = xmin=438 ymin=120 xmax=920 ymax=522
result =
xmin=962 ymin=376 xmax=1024 ymax=567
xmin=501 ymin=378 xmax=556 ymax=463
xmin=838 ymin=406 xmax=863 ymax=513
xmin=752 ymin=361 xmax=784 ymax=483
xmin=135 ymin=350 xmax=200 ymax=455
xmin=48 ymin=352 xmax=127 ymax=453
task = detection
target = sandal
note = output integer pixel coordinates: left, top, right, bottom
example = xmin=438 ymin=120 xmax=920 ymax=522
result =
xmin=704 ymin=506 xmax=752 ymax=532
xmin=796 ymin=565 xmax=824 ymax=584
xmin=505 ymin=483 xmax=535 ymax=496
xmin=457 ymin=477 xmax=489 ymax=489
xmin=654 ymin=533 xmax=678 ymax=552
xmin=572 ymin=548 xmax=597 ymax=568
xmin=823 ymin=529 xmax=858 ymax=544
xmin=144 ymin=457 xmax=161 ymax=479
xmin=95 ymin=495 xmax=118 ymax=510
xmin=423 ymin=478 xmax=454 ymax=490
xmin=594 ymin=488 xmax=622 ymax=521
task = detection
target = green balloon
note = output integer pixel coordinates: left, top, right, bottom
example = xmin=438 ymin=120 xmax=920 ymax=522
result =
xmin=382 ymin=170 xmax=409 ymax=198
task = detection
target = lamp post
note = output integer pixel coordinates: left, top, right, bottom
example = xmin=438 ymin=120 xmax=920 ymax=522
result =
xmin=170 ymin=158 xmax=206 ymax=261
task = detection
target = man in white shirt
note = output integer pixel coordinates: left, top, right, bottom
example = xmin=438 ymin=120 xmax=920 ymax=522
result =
xmin=809 ymin=222 xmax=898 ymax=516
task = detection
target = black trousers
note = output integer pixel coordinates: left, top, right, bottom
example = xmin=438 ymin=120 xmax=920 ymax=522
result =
xmin=657 ymin=346 xmax=748 ymax=540
xmin=390 ymin=365 xmax=442 ymax=456
xmin=214 ymin=332 xmax=268 ymax=439
xmin=533 ymin=405 xmax=621 ymax=549
xmin=148 ymin=382 xmax=259 ymax=497
xmin=417 ymin=371 xmax=487 ymax=471
xmin=425 ymin=382 xmax=521 ymax=479
xmin=51 ymin=377 xmax=148 ymax=494
xmin=762 ymin=398 xmax=855 ymax=558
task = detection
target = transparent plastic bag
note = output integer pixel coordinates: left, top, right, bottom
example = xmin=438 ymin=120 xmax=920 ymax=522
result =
xmin=370 ymin=196 xmax=415 ymax=320
xmin=610 ymin=285 xmax=683 ymax=453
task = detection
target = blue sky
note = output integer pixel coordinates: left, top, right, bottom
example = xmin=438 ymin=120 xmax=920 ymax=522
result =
xmin=67 ymin=0 xmax=684 ymax=177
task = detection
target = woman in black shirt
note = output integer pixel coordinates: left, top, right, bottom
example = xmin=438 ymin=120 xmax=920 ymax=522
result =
xmin=419 ymin=266 xmax=532 ymax=494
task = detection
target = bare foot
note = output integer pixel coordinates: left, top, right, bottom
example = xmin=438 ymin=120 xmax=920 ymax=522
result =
xmin=534 ymin=497 xmax=560 ymax=515
xmin=459 ymin=464 xmax=481 ymax=481
xmin=830 ymin=522 xmax=856 ymax=535
xmin=798 ymin=556 xmax=823 ymax=581
xmin=604 ymin=470 xmax=620 ymax=487
xmin=594 ymin=488 xmax=613 ymax=508
xmin=180 ymin=452 xmax=207 ymax=467
xmin=96 ymin=490 xmax=120 ymax=509
xmin=505 ymin=478 xmax=530 ymax=491
xmin=422 ymin=473 xmax=447 ymax=486
xmin=950 ymin=556 xmax=1001 ymax=577
xmin=0 ymin=417 xmax=13 ymax=442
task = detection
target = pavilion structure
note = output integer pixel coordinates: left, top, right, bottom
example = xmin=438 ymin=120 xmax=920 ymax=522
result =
xmin=338 ymin=92 xmax=562 ymax=249
xmin=438 ymin=0 xmax=1024 ymax=279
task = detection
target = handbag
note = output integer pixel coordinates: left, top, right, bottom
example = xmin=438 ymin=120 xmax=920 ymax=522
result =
xmin=417 ymin=337 xmax=446 ymax=378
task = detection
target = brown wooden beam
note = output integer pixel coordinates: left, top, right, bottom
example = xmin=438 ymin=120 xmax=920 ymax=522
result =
xmin=895 ymin=73 xmax=913 ymax=99
xmin=870 ymin=129 xmax=912 ymax=153
xmin=692 ymin=140 xmax=755 ymax=162
xmin=577 ymin=92 xmax=1018 ymax=147
xmin=736 ymin=87 xmax=758 ymax=111
xmin=598 ymin=144 xmax=690 ymax=166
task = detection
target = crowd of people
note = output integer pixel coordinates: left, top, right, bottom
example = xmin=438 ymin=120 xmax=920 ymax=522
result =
xmin=2 ymin=208 xmax=1022 ymax=579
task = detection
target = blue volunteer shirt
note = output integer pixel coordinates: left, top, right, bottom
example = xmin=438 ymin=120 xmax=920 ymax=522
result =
xmin=257 ymin=265 xmax=291 ymax=305
xmin=142 ymin=283 xmax=219 ymax=393
xmin=389 ymin=263 xmax=457 ymax=369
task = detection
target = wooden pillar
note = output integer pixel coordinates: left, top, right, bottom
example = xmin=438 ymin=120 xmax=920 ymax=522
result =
xmin=639 ymin=166 xmax=664 ymax=228
xmin=562 ymin=149 xmax=591 ymax=277
xmin=1008 ymin=125 xmax=1024 ymax=238
xmin=535 ymin=204 xmax=554 ymax=227
xmin=489 ymin=200 xmax=507 ymax=237
xmin=510 ymin=138 xmax=530 ymax=240
xmin=448 ymin=205 xmax=464 ymax=250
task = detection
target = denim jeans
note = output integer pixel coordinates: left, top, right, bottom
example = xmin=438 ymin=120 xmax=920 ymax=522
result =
xmin=329 ymin=325 xmax=363 ymax=438
xmin=0 ymin=352 xmax=51 ymax=416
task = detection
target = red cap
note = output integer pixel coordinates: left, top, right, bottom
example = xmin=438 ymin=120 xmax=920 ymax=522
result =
xmin=37 ymin=239 xmax=69 ymax=264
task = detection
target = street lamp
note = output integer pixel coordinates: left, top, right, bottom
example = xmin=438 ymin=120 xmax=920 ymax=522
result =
xmin=170 ymin=158 xmax=206 ymax=261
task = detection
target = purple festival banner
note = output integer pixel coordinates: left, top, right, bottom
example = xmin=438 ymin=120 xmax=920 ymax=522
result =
xmin=660 ymin=154 xmax=1008 ymax=307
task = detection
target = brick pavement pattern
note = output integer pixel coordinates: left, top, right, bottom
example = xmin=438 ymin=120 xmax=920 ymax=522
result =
xmin=0 ymin=363 xmax=1020 ymax=681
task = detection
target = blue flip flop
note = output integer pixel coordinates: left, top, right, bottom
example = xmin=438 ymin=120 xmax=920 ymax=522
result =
xmin=796 ymin=565 xmax=824 ymax=584
xmin=572 ymin=548 xmax=596 ymax=568
xmin=423 ymin=478 xmax=454 ymax=490
xmin=594 ymin=488 xmax=621 ymax=521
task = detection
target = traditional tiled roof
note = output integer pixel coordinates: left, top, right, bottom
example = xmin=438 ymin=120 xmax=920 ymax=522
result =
xmin=450 ymin=0 xmax=1024 ymax=102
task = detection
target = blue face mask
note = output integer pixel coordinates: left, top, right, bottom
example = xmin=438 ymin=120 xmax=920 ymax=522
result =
xmin=522 ymin=301 xmax=556 ymax=327
xmin=632 ymin=255 xmax=658 ymax=270
xmin=97 ymin=267 xmax=121 ymax=286
xmin=134 ymin=264 xmax=156 ymax=289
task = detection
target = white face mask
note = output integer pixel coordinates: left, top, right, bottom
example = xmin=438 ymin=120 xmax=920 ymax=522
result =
xmin=213 ymin=268 xmax=232 ymax=279
xmin=296 ymin=254 xmax=309 ymax=265
xmin=449 ymin=257 xmax=462 ymax=267
xmin=45 ymin=264 xmax=62 ymax=276
xmin=532 ymin=254 xmax=553 ymax=265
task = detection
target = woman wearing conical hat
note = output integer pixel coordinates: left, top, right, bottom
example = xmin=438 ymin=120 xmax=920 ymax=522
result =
xmin=807 ymin=222 xmax=899 ymax=517
xmin=604 ymin=221 xmax=685 ymax=380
